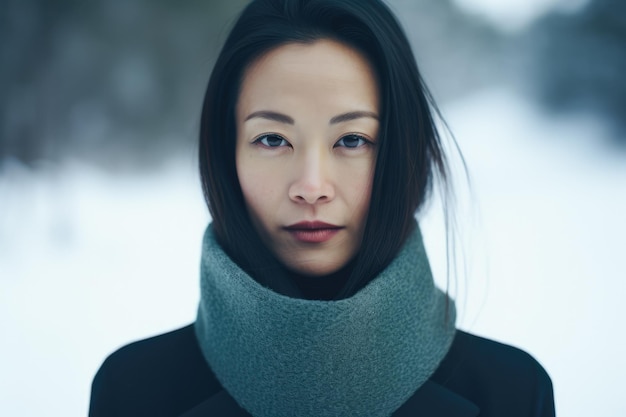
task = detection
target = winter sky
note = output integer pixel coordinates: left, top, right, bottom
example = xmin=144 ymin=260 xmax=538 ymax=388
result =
xmin=454 ymin=0 xmax=592 ymax=31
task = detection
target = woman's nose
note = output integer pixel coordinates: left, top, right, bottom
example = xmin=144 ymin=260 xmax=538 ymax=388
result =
xmin=288 ymin=150 xmax=335 ymax=204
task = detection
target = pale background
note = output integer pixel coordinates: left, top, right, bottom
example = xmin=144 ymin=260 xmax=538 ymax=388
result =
xmin=1 ymin=0 xmax=625 ymax=415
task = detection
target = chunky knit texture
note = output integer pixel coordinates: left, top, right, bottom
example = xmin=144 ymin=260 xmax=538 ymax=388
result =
xmin=194 ymin=223 xmax=456 ymax=417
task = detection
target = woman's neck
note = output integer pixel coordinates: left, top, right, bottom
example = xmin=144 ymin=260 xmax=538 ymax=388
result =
xmin=288 ymin=259 xmax=356 ymax=301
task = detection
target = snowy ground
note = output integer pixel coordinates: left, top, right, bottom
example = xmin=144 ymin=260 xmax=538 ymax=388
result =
xmin=1 ymin=89 xmax=624 ymax=416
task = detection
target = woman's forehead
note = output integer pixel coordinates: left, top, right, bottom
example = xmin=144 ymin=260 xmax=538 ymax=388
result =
xmin=237 ymin=39 xmax=380 ymax=120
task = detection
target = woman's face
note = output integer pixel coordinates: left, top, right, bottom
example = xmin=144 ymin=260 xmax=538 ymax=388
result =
xmin=235 ymin=40 xmax=380 ymax=276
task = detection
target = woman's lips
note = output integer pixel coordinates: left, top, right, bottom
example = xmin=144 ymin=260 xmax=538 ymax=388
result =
xmin=284 ymin=221 xmax=343 ymax=243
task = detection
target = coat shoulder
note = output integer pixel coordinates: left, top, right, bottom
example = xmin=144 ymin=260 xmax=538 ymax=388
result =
xmin=89 ymin=324 xmax=220 ymax=417
xmin=431 ymin=330 xmax=555 ymax=417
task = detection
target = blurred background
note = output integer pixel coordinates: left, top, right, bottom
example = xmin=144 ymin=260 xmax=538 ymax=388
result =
xmin=1 ymin=0 xmax=624 ymax=415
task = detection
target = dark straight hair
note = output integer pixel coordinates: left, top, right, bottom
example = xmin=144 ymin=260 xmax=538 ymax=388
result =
xmin=199 ymin=0 xmax=451 ymax=299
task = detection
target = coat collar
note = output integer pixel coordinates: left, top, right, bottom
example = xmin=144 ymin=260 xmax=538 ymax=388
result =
xmin=179 ymin=380 xmax=479 ymax=417
xmin=179 ymin=389 xmax=249 ymax=417
xmin=393 ymin=380 xmax=480 ymax=417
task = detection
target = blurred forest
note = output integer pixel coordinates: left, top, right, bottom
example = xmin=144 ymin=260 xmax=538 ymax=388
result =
xmin=1 ymin=0 xmax=624 ymax=169
xmin=521 ymin=0 xmax=626 ymax=132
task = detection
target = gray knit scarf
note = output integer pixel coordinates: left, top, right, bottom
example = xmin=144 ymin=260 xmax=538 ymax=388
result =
xmin=194 ymin=223 xmax=456 ymax=417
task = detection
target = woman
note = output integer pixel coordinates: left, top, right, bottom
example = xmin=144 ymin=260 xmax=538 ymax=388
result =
xmin=90 ymin=0 xmax=555 ymax=416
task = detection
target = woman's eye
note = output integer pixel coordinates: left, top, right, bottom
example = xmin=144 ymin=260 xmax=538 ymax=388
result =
xmin=335 ymin=134 xmax=369 ymax=148
xmin=254 ymin=134 xmax=289 ymax=147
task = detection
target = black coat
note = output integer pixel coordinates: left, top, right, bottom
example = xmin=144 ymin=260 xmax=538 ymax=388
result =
xmin=89 ymin=325 xmax=555 ymax=416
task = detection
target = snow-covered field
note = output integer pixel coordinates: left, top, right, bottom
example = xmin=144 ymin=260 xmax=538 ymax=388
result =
xmin=1 ymin=89 xmax=624 ymax=416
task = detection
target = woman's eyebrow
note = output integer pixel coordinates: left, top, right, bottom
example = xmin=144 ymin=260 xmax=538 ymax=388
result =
xmin=329 ymin=111 xmax=379 ymax=124
xmin=244 ymin=110 xmax=379 ymax=125
xmin=244 ymin=111 xmax=294 ymax=124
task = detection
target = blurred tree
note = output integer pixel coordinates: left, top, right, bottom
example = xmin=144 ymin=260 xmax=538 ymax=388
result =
xmin=522 ymin=0 xmax=626 ymax=140
xmin=0 ymin=0 xmax=248 ymax=167
xmin=391 ymin=0 xmax=506 ymax=101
